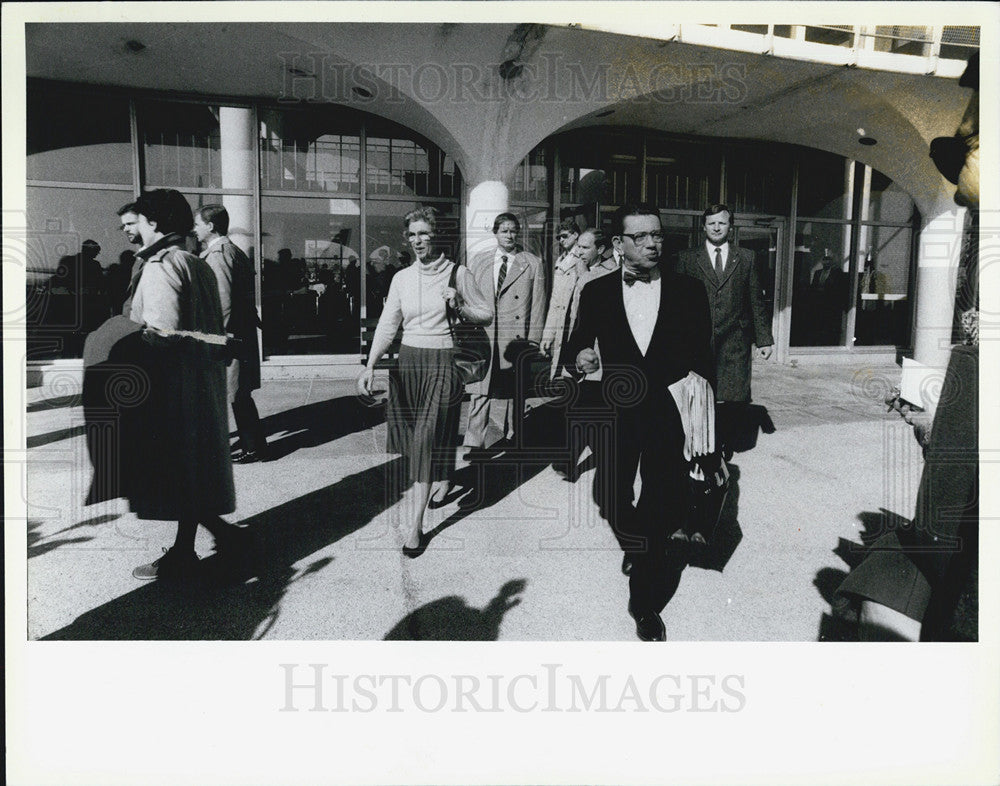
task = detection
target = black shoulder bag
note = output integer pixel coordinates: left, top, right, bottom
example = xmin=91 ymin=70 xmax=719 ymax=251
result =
xmin=445 ymin=263 xmax=492 ymax=384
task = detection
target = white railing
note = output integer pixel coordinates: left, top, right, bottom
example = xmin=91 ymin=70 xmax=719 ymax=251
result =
xmin=583 ymin=22 xmax=979 ymax=78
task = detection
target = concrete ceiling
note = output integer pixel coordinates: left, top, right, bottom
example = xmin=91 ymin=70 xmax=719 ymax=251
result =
xmin=26 ymin=22 xmax=972 ymax=215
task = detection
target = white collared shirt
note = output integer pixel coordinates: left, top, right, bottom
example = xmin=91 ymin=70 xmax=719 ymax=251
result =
xmin=493 ymin=247 xmax=514 ymax=291
xmin=621 ymin=267 xmax=661 ymax=356
xmin=705 ymin=240 xmax=729 ymax=271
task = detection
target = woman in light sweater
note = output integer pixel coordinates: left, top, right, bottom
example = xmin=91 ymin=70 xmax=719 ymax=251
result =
xmin=358 ymin=207 xmax=492 ymax=556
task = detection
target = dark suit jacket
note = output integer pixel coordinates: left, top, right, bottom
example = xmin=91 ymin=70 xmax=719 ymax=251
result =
xmin=675 ymin=244 xmax=773 ymax=402
xmin=565 ymin=268 xmax=714 ymax=420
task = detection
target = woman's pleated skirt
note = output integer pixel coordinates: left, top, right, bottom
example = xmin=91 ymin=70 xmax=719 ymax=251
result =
xmin=387 ymin=344 xmax=462 ymax=483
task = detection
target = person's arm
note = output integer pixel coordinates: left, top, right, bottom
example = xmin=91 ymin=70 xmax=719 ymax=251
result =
xmin=565 ymin=279 xmax=600 ymax=375
xmin=527 ymin=255 xmax=547 ymax=344
xmin=540 ymin=273 xmax=566 ymax=350
xmin=212 ymin=246 xmax=236 ymax=330
xmin=747 ymin=249 xmax=774 ymax=355
xmin=454 ymin=265 xmax=493 ymax=325
xmin=359 ymin=274 xmax=403 ymax=395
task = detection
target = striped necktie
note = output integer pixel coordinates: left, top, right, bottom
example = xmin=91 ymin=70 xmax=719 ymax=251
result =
xmin=496 ymin=255 xmax=508 ymax=298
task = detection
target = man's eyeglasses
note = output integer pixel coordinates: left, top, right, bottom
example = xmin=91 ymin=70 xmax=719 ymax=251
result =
xmin=557 ymin=232 xmax=575 ymax=240
xmin=621 ymin=231 xmax=664 ymax=244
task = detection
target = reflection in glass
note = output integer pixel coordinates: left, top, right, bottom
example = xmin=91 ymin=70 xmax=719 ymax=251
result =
xmin=28 ymin=87 xmax=132 ymax=184
xmin=365 ymin=118 xmax=461 ymax=198
xmin=510 ymin=148 xmax=548 ymax=203
xmin=659 ymin=213 xmax=700 ymax=262
xmin=790 ymin=223 xmax=852 ymax=347
xmin=260 ymin=196 xmax=361 ymax=355
xmin=141 ymin=101 xmax=222 ymax=189
xmin=725 ymin=145 xmax=792 ymax=215
xmin=735 ymin=226 xmax=779 ymax=332
xmin=797 ymin=150 xmax=851 ymax=219
xmin=646 ymin=138 xmax=720 ymax=211
xmin=854 ymin=224 xmax=912 ymax=346
xmin=26 ymin=186 xmax=136 ymax=358
xmin=559 ymin=130 xmax=641 ymax=207
xmin=365 ymin=201 xmax=459 ymax=320
xmin=260 ymin=108 xmax=361 ymax=193
xmin=865 ymin=169 xmax=915 ymax=224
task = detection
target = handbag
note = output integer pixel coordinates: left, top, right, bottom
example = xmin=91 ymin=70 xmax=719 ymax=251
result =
xmin=684 ymin=455 xmax=730 ymax=543
xmin=445 ymin=262 xmax=491 ymax=384
xmin=504 ymin=338 xmax=557 ymax=398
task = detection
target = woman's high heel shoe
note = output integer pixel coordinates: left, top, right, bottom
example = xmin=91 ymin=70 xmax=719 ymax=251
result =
xmin=427 ymin=480 xmax=452 ymax=509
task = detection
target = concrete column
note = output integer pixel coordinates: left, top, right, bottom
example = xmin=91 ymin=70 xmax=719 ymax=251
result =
xmin=219 ymin=106 xmax=255 ymax=256
xmin=903 ymin=205 xmax=966 ymax=410
xmin=465 ymin=180 xmax=509 ymax=263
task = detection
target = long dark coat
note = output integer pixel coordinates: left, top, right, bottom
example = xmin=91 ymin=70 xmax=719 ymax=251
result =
xmin=84 ymin=235 xmax=235 ymax=520
xmin=675 ymin=244 xmax=773 ymax=402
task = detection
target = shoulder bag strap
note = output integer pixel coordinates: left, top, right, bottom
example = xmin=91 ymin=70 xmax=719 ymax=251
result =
xmin=445 ymin=261 xmax=459 ymax=338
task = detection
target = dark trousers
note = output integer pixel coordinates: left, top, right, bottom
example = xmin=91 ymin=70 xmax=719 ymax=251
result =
xmin=715 ymin=400 xmax=748 ymax=455
xmin=232 ymin=391 xmax=265 ymax=454
xmin=607 ymin=404 xmax=688 ymax=615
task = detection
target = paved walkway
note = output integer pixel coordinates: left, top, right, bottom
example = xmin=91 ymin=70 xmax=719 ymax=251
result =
xmin=24 ymin=359 xmax=924 ymax=641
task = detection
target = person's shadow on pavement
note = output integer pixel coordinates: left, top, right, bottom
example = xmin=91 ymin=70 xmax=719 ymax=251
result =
xmin=42 ymin=457 xmax=408 ymax=640
xmin=384 ymin=579 xmax=527 ymax=640
xmin=420 ymin=406 xmax=569 ymax=549
xmin=253 ymin=394 xmax=386 ymax=461
xmin=728 ymin=404 xmax=776 ymax=455
xmin=686 ymin=463 xmax=743 ymax=573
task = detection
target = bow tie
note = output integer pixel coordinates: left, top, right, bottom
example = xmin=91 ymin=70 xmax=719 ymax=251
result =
xmin=623 ymin=269 xmax=652 ymax=286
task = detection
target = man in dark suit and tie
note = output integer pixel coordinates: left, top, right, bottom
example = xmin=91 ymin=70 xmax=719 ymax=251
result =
xmin=567 ymin=203 xmax=714 ymax=641
xmin=675 ymin=204 xmax=773 ymax=456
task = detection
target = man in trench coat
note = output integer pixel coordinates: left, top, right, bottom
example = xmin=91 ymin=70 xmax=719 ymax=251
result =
xmin=463 ymin=212 xmax=546 ymax=451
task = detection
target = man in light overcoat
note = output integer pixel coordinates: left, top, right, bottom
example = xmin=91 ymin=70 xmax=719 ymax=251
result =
xmin=463 ymin=212 xmax=546 ymax=451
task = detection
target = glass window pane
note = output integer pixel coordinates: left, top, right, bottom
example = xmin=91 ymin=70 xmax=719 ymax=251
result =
xmin=658 ymin=213 xmax=701 ymax=260
xmin=790 ymin=222 xmax=852 ymax=347
xmin=364 ymin=115 xmax=460 ymax=199
xmin=260 ymin=107 xmax=361 ymax=193
xmin=27 ymin=85 xmax=132 ymax=184
xmin=141 ymin=101 xmax=222 ymax=188
xmin=260 ymin=195 xmax=361 ymax=355
xmin=646 ymin=138 xmax=720 ymax=211
xmin=366 ymin=135 xmax=429 ymax=196
xmin=507 ymin=207 xmax=549 ymax=261
xmin=26 ymin=186 xmax=137 ymax=358
xmin=725 ymin=145 xmax=793 ymax=215
xmin=865 ymin=169 xmax=915 ymax=224
xmin=797 ymin=150 xmax=852 ymax=219
xmin=854 ymin=224 xmax=912 ymax=346
xmin=559 ymin=130 xmax=641 ymax=206
xmin=510 ymin=147 xmax=548 ymax=203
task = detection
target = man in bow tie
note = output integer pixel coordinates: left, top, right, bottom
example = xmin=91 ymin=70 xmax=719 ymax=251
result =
xmin=567 ymin=203 xmax=714 ymax=641
xmin=675 ymin=204 xmax=773 ymax=457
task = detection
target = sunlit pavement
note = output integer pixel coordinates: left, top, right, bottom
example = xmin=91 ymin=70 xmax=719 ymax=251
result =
xmin=24 ymin=359 xmax=923 ymax=641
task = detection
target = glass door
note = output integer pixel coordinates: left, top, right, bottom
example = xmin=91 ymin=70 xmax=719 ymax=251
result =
xmin=733 ymin=221 xmax=783 ymax=360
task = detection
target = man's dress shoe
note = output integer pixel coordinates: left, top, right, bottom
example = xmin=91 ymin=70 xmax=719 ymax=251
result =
xmin=628 ymin=602 xmax=666 ymax=642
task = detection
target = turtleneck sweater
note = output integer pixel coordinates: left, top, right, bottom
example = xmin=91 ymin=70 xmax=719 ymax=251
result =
xmin=372 ymin=255 xmax=492 ymax=349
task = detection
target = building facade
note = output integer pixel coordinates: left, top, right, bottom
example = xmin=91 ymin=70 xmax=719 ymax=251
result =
xmin=23 ymin=22 xmax=979 ymax=380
